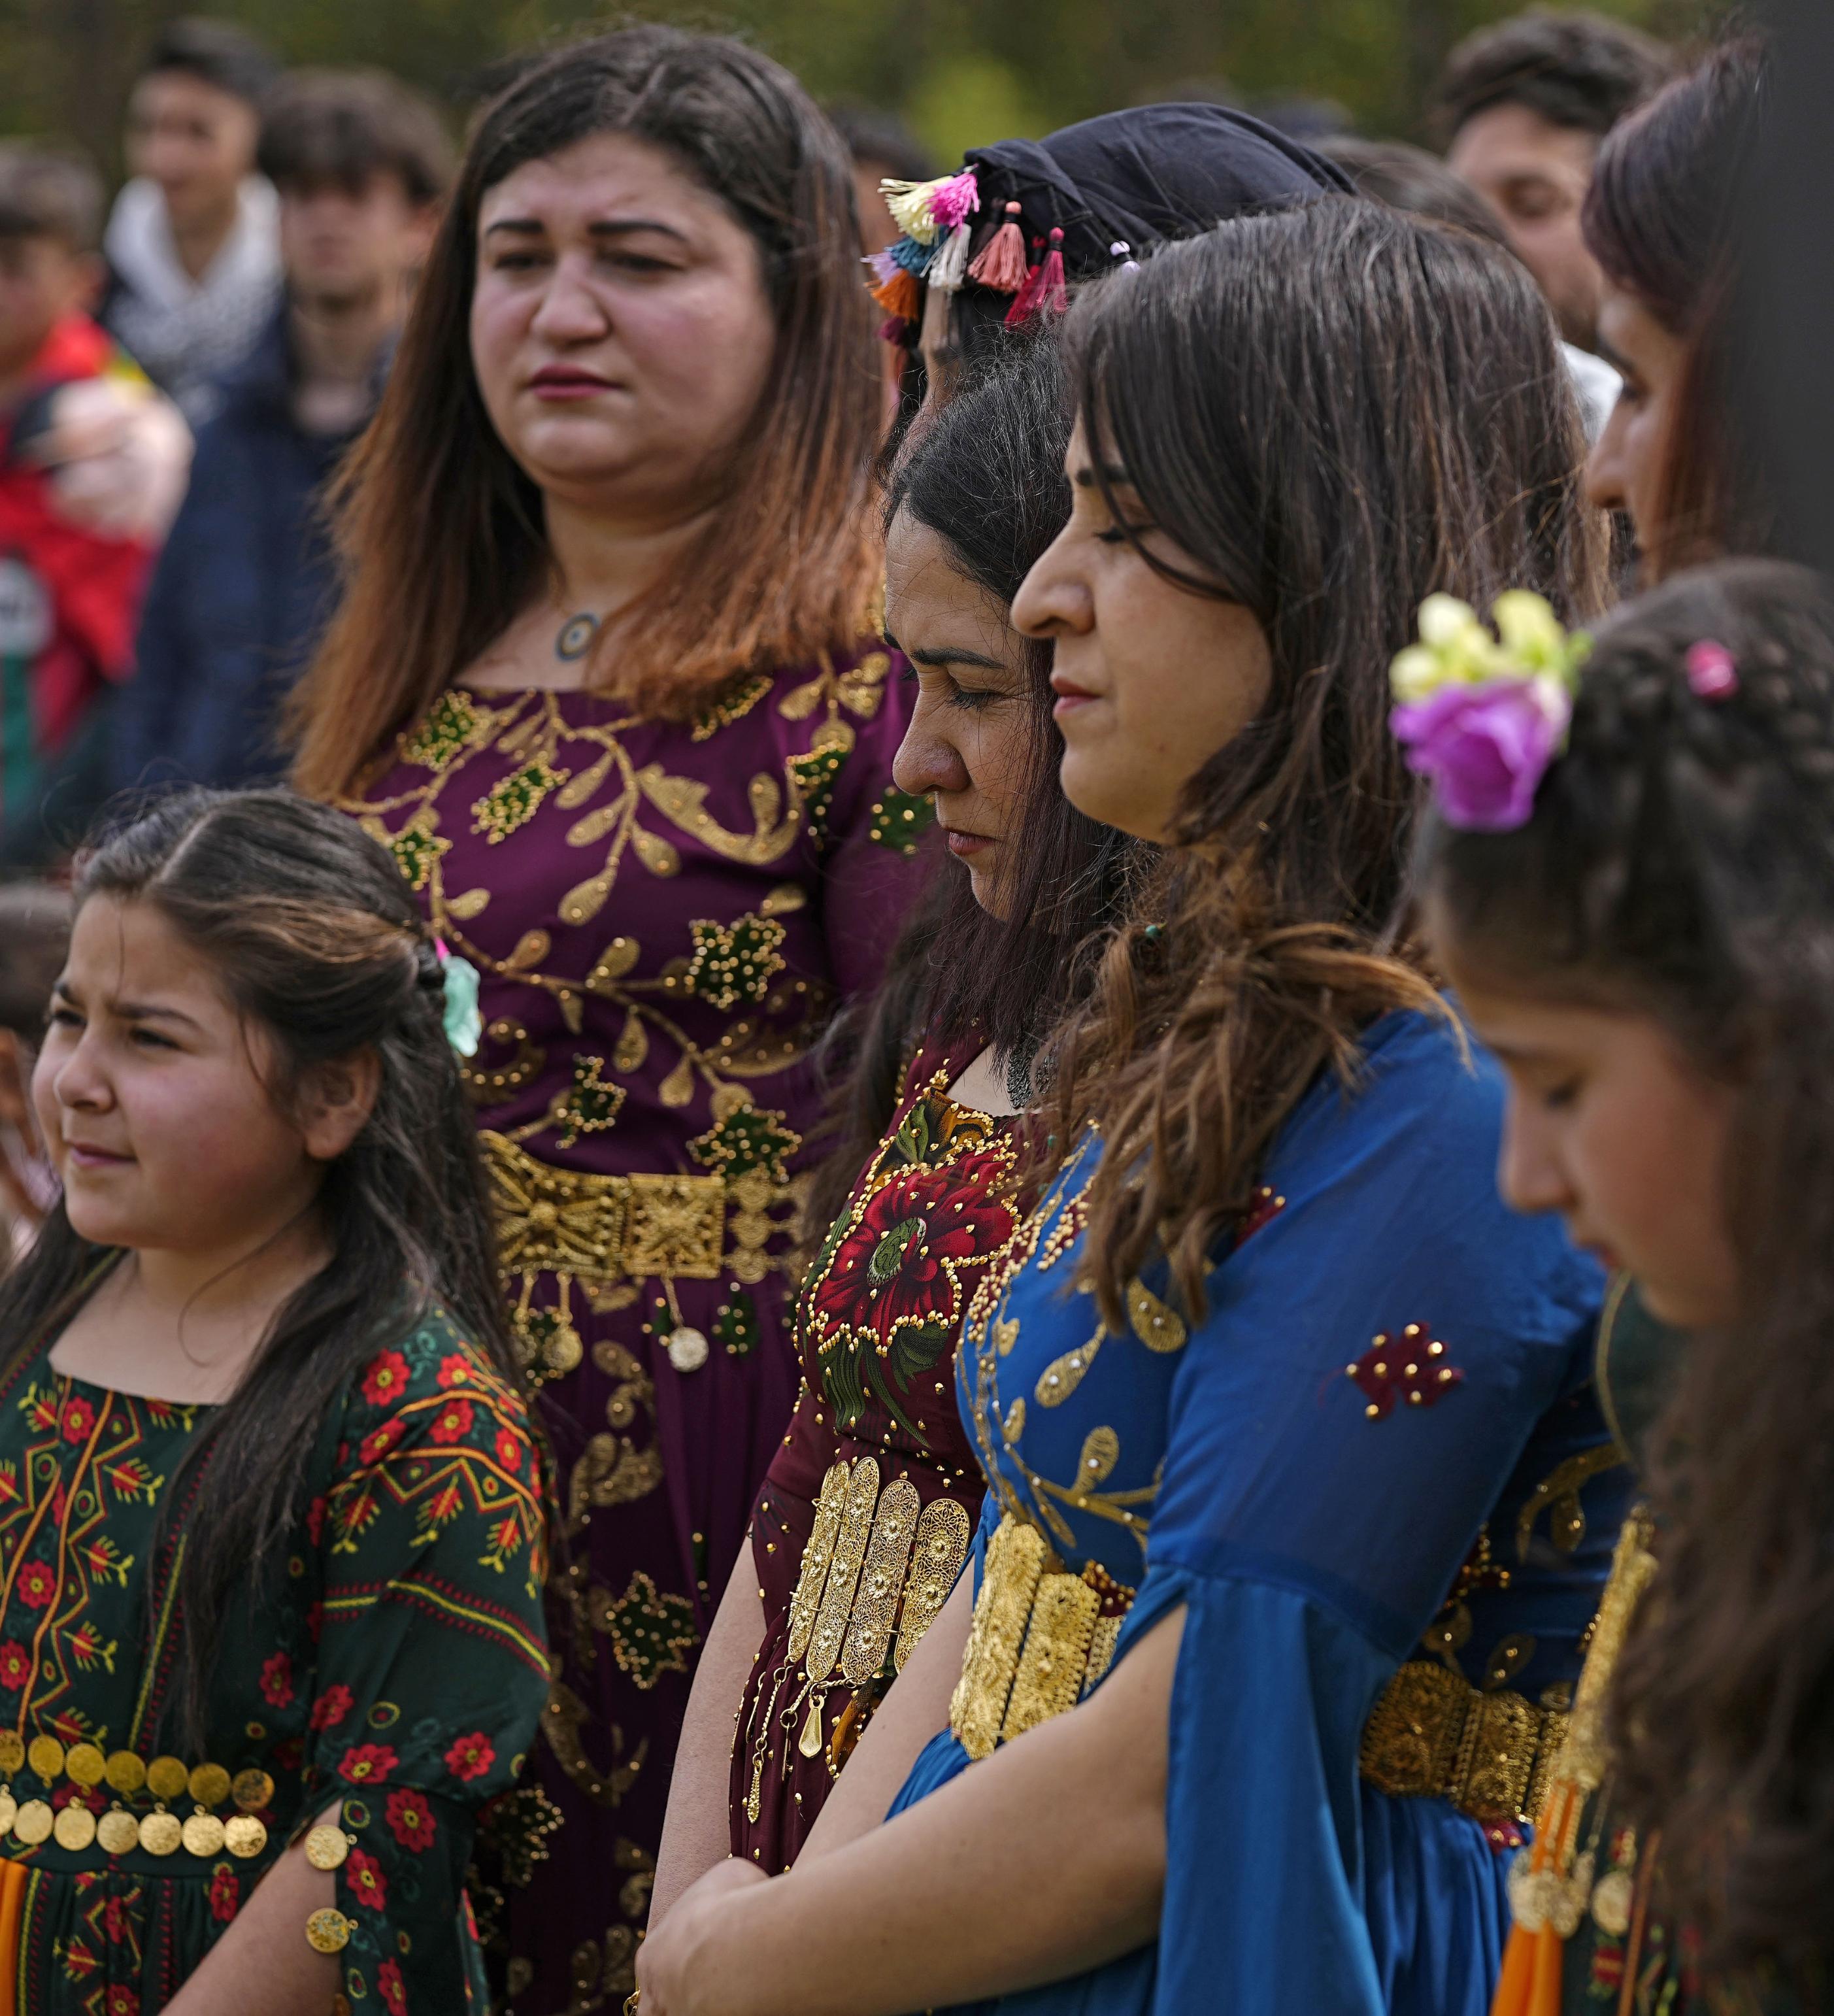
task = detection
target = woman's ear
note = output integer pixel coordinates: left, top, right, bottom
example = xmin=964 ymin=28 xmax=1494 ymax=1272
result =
xmin=299 ymin=1049 xmax=383 ymax=1164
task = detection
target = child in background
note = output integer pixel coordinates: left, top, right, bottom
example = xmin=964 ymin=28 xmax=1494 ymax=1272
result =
xmin=0 ymin=144 xmax=184 ymax=867
xmin=1407 ymin=558 xmax=1834 ymax=2010
xmin=0 ymin=877 xmax=68 ymax=1253
xmin=0 ymin=788 xmax=548 ymax=2013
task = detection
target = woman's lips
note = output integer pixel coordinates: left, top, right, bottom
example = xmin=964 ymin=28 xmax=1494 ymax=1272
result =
xmin=65 ymin=1143 xmax=132 ymax=1171
xmin=942 ymin=828 xmax=993 ymax=858
xmin=529 ymin=368 xmax=614 ymax=402
xmin=1050 ymin=671 xmax=1101 ymax=722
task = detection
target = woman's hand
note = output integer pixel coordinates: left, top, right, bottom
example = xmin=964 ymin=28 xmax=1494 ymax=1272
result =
xmin=637 ymin=1859 xmax=770 ymax=2016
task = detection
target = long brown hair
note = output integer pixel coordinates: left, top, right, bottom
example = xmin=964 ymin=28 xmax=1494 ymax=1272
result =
xmin=1418 ymin=560 xmax=1834 ymax=1994
xmin=1045 ymin=201 xmax=1609 ymax=1326
xmin=1582 ymin=39 xmax=1772 ymax=579
xmin=293 ymin=26 xmax=882 ymax=799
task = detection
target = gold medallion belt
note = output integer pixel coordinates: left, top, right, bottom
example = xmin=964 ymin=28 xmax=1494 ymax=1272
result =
xmin=950 ymin=1512 xmax=1569 ymax=1831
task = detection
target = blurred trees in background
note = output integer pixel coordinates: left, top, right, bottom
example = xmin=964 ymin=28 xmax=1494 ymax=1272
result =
xmin=11 ymin=0 xmax=1724 ymax=183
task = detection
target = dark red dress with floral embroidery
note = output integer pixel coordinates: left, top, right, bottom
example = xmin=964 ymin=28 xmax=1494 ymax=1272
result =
xmin=729 ymin=1038 xmax=1018 ymax=1871
xmin=0 ymin=1303 xmax=548 ymax=2015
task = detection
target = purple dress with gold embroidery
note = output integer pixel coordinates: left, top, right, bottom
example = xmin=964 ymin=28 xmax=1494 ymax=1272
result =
xmin=341 ymin=647 xmax=925 ymax=2013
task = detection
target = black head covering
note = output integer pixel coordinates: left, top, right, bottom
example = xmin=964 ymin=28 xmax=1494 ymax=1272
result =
xmin=962 ymin=103 xmax=1354 ymax=278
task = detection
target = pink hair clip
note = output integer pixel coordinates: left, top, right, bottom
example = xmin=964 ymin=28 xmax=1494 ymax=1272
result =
xmin=1685 ymin=639 xmax=1739 ymax=701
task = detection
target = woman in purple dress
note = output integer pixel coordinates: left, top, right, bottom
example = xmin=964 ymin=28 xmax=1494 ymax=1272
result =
xmin=291 ymin=30 xmax=918 ymax=2011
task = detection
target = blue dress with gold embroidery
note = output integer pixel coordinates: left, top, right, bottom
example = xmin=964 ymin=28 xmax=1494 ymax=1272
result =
xmin=891 ymin=1009 xmax=1629 ymax=2015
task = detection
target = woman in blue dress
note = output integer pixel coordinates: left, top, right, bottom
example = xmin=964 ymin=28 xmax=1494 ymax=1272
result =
xmin=639 ymin=202 xmax=1624 ymax=2016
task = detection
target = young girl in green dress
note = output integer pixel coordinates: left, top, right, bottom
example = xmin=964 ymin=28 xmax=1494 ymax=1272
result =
xmin=0 ymin=788 xmax=549 ymax=2015
xmin=1410 ymin=558 xmax=1834 ymax=2011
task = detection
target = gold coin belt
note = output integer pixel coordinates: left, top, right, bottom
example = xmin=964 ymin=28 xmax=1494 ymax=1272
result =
xmin=0 ymin=1733 xmax=274 ymax=1861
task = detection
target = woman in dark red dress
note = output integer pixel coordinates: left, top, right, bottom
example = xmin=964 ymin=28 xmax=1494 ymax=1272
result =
xmin=293 ymin=30 xmax=918 ymax=2011
xmin=650 ymin=341 xmax=1135 ymax=1909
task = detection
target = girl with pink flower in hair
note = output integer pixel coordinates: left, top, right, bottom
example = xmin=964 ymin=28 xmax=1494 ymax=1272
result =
xmin=1407 ymin=558 xmax=1834 ymax=2015
xmin=0 ymin=788 xmax=547 ymax=2015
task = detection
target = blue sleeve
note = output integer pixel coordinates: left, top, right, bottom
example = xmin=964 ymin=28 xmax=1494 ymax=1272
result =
xmin=1119 ymin=1015 xmax=1603 ymax=2011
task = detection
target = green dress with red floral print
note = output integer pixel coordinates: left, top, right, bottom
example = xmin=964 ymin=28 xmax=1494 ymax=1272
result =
xmin=0 ymin=1298 xmax=548 ymax=2015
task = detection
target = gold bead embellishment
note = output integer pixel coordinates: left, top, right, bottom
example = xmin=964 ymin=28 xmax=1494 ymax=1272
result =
xmin=305 ymin=1908 xmax=353 ymax=1954
xmin=305 ymin=1824 xmax=351 ymax=1872
xmin=53 ymin=1804 xmax=97 ymax=1851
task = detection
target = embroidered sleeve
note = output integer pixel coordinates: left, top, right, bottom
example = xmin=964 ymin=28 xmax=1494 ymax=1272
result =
xmin=303 ymin=1313 xmax=550 ymax=2013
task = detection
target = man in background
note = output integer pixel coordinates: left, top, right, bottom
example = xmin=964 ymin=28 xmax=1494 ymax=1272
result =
xmin=0 ymin=146 xmax=169 ymax=868
xmin=1439 ymin=8 xmax=1672 ymax=351
xmin=114 ymin=69 xmax=452 ymax=796
xmin=101 ymin=17 xmax=282 ymax=428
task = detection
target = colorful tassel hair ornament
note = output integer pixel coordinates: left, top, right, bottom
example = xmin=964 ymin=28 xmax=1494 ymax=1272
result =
xmin=927 ymin=220 xmax=974 ymax=294
xmin=968 ymin=201 xmax=1029 ymax=294
xmin=867 ymin=264 xmax=922 ymax=320
xmin=878 ymin=314 xmax=911 ymax=345
xmin=890 ymin=233 xmax=935 ymax=278
xmin=880 ymin=167 xmax=982 ymax=246
xmin=865 ymin=246 xmax=901 ymax=288
xmin=1005 ymin=227 xmax=1068 ymax=327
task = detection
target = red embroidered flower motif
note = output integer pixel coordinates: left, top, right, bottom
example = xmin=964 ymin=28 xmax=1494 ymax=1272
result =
xmin=338 ymin=1741 xmax=399 ymax=1785
xmin=311 ymin=1683 xmax=354 ymax=1732
xmin=385 ymin=1785 xmax=435 ymax=1853
xmin=378 ymin=1958 xmax=407 ymax=2015
xmin=1347 ymin=1325 xmax=1463 ymax=1420
xmin=104 ymin=1988 xmax=139 ymax=2016
xmin=104 ymin=1894 xmax=129 ymax=1945
xmin=810 ymin=1154 xmax=1012 ymax=1354
xmin=429 ymin=1396 xmax=474 ymax=1445
xmin=443 ymin=1730 xmax=494 ymax=1783
xmin=495 ymin=1427 xmax=524 ymax=1473
xmin=259 ymin=1651 xmax=293 ymax=1709
xmin=0 ymin=1640 xmax=31 ymax=1689
xmin=361 ymin=1350 xmax=411 ymax=1407
xmin=61 ymin=1396 xmax=96 ymax=1445
xmin=359 ymin=1420 xmax=405 ymax=1466
xmin=306 ymin=1495 xmax=327 ymax=1545
xmin=208 ymin=1864 xmax=240 ymax=1923
xmin=436 ymin=1353 xmax=472 ymax=1389
xmin=16 ymin=1560 xmax=56 ymax=1610
xmin=346 ymin=1847 xmax=388 ymax=1911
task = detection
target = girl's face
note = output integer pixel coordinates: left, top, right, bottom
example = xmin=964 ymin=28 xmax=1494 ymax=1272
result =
xmin=1012 ymin=416 xmax=1273 ymax=844
xmin=1446 ymin=951 xmax=1741 ymax=1330
xmin=1584 ymin=284 xmax=1692 ymax=555
xmin=886 ymin=509 xmax=1036 ymax=919
xmin=34 ymin=897 xmax=329 ymax=1259
xmin=471 ymin=131 xmax=778 ymax=524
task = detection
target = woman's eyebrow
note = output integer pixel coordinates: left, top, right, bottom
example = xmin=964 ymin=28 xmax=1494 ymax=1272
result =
xmin=907 ymin=646 xmax=1010 ymax=671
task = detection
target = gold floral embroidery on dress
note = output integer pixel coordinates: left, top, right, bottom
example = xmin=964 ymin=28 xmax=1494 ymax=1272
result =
xmin=590 ymin=1571 xmax=699 ymax=1690
xmin=867 ymin=788 xmax=936 ymax=856
xmin=1514 ymin=1443 xmax=1626 ymax=1562
xmin=553 ymin=1056 xmax=625 ymax=1150
xmin=692 ymin=671 xmax=772 ymax=741
xmin=475 ymin=756 xmax=571 ymax=844
xmin=401 ymin=688 xmax=496 ymax=769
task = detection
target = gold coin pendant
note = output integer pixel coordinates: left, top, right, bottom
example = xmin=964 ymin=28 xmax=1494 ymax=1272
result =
xmin=231 ymin=1768 xmax=275 ymax=1813
xmin=105 ymin=1751 xmax=147 ymax=1796
xmin=188 ymin=1763 xmax=231 ymax=1809
xmin=146 ymin=1756 xmax=189 ymax=1803
xmin=53 ymin=1804 xmax=97 ymax=1851
xmin=223 ymin=1814 xmax=268 ymax=1858
xmin=0 ymin=1734 xmax=23 ymax=1777
xmin=305 ymin=1907 xmax=352 ymax=1954
xmin=139 ymin=1811 xmax=182 ymax=1856
xmin=97 ymin=1809 xmax=141 ymax=1856
xmin=0 ymin=1792 xmax=16 ymax=1837
xmin=304 ymin=1824 xmax=350 ymax=1872
xmin=25 ymin=1737 xmax=63 ymax=1782
xmin=12 ymin=1800 xmax=52 ymax=1845
xmin=182 ymin=1811 xmax=226 ymax=1858
xmin=64 ymin=1742 xmax=106 ymax=1788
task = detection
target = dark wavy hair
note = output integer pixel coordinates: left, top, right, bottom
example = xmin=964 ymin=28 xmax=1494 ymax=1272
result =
xmin=1418 ymin=558 xmax=1834 ymax=1992
xmin=1582 ymin=39 xmax=1771 ymax=577
xmin=0 ymin=789 xmax=522 ymax=1745
xmin=1044 ymin=199 xmax=1609 ymax=1326
xmin=293 ymin=25 xmax=881 ymax=798
xmin=807 ymin=339 xmax=1138 ymax=1230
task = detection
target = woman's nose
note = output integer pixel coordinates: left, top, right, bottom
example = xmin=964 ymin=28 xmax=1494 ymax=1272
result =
xmin=530 ymin=259 xmax=610 ymax=344
xmin=893 ymin=718 xmax=969 ymax=799
xmin=1583 ymin=408 xmax=1630 ymax=516
xmin=1011 ymin=528 xmax=1088 ymax=640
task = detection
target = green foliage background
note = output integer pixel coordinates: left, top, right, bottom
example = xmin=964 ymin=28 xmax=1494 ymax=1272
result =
xmin=16 ymin=0 xmax=1724 ymax=182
